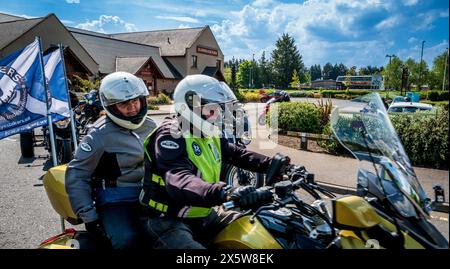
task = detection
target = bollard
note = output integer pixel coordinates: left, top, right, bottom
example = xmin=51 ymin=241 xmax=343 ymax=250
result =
xmin=300 ymin=132 xmax=307 ymax=150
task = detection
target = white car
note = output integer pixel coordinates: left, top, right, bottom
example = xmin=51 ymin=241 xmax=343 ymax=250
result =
xmin=387 ymin=102 xmax=433 ymax=113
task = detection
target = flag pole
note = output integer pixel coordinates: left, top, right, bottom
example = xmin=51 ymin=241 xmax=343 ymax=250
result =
xmin=37 ymin=37 xmax=65 ymax=232
xmin=59 ymin=44 xmax=78 ymax=151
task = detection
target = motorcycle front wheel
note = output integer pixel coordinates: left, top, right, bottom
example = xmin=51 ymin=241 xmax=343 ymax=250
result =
xmin=223 ymin=164 xmax=264 ymax=188
xmin=56 ymin=139 xmax=73 ymax=164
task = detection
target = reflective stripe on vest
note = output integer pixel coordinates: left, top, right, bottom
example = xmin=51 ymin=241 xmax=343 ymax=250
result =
xmin=143 ymin=131 xmax=221 ymax=218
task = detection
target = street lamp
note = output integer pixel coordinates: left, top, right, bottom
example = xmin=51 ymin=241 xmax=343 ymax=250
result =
xmin=443 ymin=47 xmax=449 ymax=91
xmin=385 ymin=54 xmax=394 ymax=91
xmin=418 ymin=40 xmax=425 ymax=91
xmin=251 ymin=54 xmax=255 ymax=88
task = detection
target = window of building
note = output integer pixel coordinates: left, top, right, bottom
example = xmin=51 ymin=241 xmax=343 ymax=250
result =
xmin=192 ymin=55 xmax=198 ymax=68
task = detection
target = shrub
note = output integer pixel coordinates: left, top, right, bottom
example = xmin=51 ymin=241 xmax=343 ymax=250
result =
xmin=390 ymin=108 xmax=448 ymax=168
xmin=427 ymin=91 xmax=449 ymax=101
xmin=147 ymin=93 xmax=171 ymax=105
xmin=314 ymin=98 xmax=333 ymax=129
xmin=269 ymin=102 xmax=322 ymax=133
xmin=242 ymin=92 xmax=261 ymax=102
xmin=317 ymin=123 xmax=350 ymax=155
xmin=147 ymin=104 xmax=159 ymax=110
xmin=289 ymin=91 xmax=315 ymax=98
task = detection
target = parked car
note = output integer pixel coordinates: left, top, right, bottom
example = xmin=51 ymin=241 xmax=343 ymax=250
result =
xmin=260 ymin=90 xmax=290 ymax=103
xmin=392 ymin=96 xmax=410 ymax=103
xmin=387 ymin=102 xmax=433 ymax=113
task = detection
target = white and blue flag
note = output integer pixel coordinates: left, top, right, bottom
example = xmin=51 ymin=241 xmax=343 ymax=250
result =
xmin=0 ymin=39 xmax=70 ymax=139
xmin=43 ymin=47 xmax=70 ymax=122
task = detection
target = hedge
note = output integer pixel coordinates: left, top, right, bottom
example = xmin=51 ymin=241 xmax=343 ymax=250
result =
xmin=268 ymin=102 xmax=322 ymax=134
xmin=426 ymin=91 xmax=449 ymax=101
xmin=390 ymin=108 xmax=448 ymax=169
xmin=273 ymin=102 xmax=448 ymax=169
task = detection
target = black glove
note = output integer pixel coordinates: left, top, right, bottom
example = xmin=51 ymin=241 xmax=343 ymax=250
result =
xmin=229 ymin=186 xmax=257 ymax=202
xmin=272 ymin=155 xmax=291 ymax=182
xmin=229 ymin=186 xmax=273 ymax=209
xmin=85 ymin=219 xmax=107 ymax=239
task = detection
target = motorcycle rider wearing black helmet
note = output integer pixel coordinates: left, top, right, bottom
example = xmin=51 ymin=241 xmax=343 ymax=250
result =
xmin=140 ymin=74 xmax=290 ymax=249
xmin=65 ymin=71 xmax=156 ymax=249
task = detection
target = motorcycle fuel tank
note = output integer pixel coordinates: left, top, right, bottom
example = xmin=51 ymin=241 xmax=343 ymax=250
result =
xmin=212 ymin=215 xmax=282 ymax=249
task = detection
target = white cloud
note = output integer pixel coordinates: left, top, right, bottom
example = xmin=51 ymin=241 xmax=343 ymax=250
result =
xmin=402 ymin=0 xmax=419 ymax=6
xmin=211 ymin=0 xmax=391 ymax=66
xmin=155 ymin=16 xmax=199 ymax=24
xmin=415 ymin=9 xmax=449 ymax=30
xmin=375 ymin=15 xmax=402 ymax=31
xmin=408 ymin=37 xmax=418 ymax=44
xmin=75 ymin=15 xmax=137 ymax=33
xmin=397 ymin=40 xmax=449 ymax=66
xmin=61 ymin=19 xmax=75 ymax=25
xmin=178 ymin=24 xmax=191 ymax=29
xmin=65 ymin=0 xmax=80 ymax=3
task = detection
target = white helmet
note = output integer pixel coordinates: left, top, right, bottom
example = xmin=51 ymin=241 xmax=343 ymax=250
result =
xmin=99 ymin=72 xmax=149 ymax=130
xmin=173 ymin=75 xmax=237 ymax=137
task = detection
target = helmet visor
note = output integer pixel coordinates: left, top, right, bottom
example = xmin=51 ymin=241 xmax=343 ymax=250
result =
xmin=100 ymin=77 xmax=149 ymax=106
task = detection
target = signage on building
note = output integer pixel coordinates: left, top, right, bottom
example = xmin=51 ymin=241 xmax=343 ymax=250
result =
xmin=197 ymin=46 xmax=218 ymax=56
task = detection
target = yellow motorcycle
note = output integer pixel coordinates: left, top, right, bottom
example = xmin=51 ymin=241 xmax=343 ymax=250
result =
xmin=39 ymin=93 xmax=448 ymax=249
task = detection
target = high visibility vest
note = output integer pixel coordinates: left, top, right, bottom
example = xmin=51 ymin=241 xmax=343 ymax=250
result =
xmin=141 ymin=131 xmax=222 ymax=218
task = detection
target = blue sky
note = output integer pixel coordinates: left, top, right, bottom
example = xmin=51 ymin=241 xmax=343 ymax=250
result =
xmin=1 ymin=0 xmax=448 ymax=68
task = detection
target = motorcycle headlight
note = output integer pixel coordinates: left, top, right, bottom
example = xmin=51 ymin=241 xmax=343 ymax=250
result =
xmin=87 ymin=99 xmax=93 ymax=105
xmin=241 ymin=131 xmax=252 ymax=145
xmin=55 ymin=118 xmax=70 ymax=129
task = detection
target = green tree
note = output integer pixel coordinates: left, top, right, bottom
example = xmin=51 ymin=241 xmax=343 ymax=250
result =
xmin=271 ymin=33 xmax=305 ymax=88
xmin=290 ymin=69 xmax=301 ymax=88
xmin=382 ymin=56 xmax=403 ymax=90
xmin=430 ymin=50 xmax=449 ymax=91
xmin=322 ymin=63 xmax=334 ymax=79
xmin=304 ymin=69 xmax=312 ymax=84
xmin=73 ymin=75 xmax=100 ymax=93
xmin=258 ymin=51 xmax=271 ymax=88
xmin=230 ymin=61 xmax=238 ymax=91
xmin=310 ymin=64 xmax=322 ymax=81
xmin=224 ymin=67 xmax=231 ymax=84
xmin=237 ymin=60 xmax=258 ymax=88
xmin=337 ymin=63 xmax=348 ymax=76
xmin=404 ymin=58 xmax=418 ymax=90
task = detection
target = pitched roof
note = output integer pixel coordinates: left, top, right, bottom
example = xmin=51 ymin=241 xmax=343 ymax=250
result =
xmin=0 ymin=17 xmax=43 ymax=49
xmin=70 ymin=30 xmax=174 ymax=78
xmin=111 ymin=27 xmax=205 ymax=56
xmin=0 ymin=13 xmax=26 ymax=23
xmin=201 ymin=65 xmax=225 ymax=81
xmin=115 ymin=57 xmax=149 ymax=74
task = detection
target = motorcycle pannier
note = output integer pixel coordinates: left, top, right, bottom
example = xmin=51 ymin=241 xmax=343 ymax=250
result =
xmin=43 ymin=165 xmax=82 ymax=225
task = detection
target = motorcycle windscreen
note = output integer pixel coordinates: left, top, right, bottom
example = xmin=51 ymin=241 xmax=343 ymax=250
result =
xmin=329 ymin=93 xmax=430 ymax=219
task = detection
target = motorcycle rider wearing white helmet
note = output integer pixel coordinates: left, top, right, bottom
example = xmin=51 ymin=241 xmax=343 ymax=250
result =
xmin=139 ymin=74 xmax=289 ymax=249
xmin=66 ymin=71 xmax=156 ymax=249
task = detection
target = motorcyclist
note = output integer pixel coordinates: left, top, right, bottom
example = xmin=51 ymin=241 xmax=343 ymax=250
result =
xmin=140 ymin=74 xmax=290 ymax=249
xmin=65 ymin=71 xmax=156 ymax=249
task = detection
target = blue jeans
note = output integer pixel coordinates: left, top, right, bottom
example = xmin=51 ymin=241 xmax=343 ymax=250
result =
xmin=97 ymin=201 xmax=148 ymax=249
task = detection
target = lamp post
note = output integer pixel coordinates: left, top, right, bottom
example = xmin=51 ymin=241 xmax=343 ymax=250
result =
xmin=385 ymin=54 xmax=394 ymax=93
xmin=418 ymin=40 xmax=425 ymax=91
xmin=443 ymin=47 xmax=449 ymax=91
